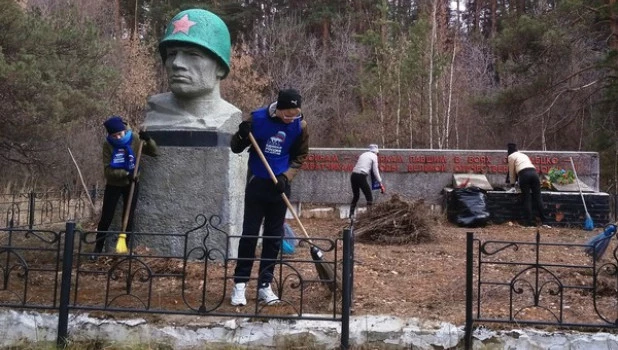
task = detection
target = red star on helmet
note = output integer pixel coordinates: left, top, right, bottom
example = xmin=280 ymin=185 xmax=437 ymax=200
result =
xmin=172 ymin=14 xmax=196 ymax=34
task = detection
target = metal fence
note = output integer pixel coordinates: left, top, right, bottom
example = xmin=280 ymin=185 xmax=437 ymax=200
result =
xmin=0 ymin=216 xmax=354 ymax=349
xmin=1 ymin=187 xmax=102 ymax=229
xmin=464 ymin=230 xmax=618 ymax=349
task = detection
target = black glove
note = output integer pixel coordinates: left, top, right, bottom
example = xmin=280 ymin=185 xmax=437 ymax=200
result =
xmin=139 ymin=131 xmax=151 ymax=141
xmin=238 ymin=121 xmax=252 ymax=139
xmin=275 ymin=174 xmax=288 ymax=193
xmin=127 ymin=171 xmax=136 ymax=182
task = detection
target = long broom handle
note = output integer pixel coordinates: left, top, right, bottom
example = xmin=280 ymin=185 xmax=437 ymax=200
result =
xmin=569 ymin=157 xmax=590 ymax=215
xmin=121 ymin=138 xmax=145 ymax=232
xmin=68 ymin=147 xmax=96 ymax=211
xmin=248 ymin=133 xmax=313 ymax=242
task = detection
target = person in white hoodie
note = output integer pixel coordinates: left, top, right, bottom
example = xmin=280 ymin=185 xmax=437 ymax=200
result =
xmin=507 ymin=143 xmax=549 ymax=228
xmin=349 ymin=144 xmax=385 ymax=218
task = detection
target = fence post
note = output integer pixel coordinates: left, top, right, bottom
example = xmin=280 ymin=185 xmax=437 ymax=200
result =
xmin=28 ymin=191 xmax=35 ymax=232
xmin=614 ymin=193 xmax=617 ymax=222
xmin=7 ymin=200 xmax=14 ymax=229
xmin=350 ymin=225 xmax=355 ymax=308
xmin=464 ymin=232 xmax=474 ymax=350
xmin=57 ymin=221 xmax=75 ymax=348
xmin=7 ymin=194 xmax=15 ymax=228
xmin=340 ymin=227 xmax=352 ymax=350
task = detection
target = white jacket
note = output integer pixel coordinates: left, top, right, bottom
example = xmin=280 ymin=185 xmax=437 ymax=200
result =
xmin=352 ymin=151 xmax=382 ymax=183
xmin=507 ymin=151 xmax=535 ymax=184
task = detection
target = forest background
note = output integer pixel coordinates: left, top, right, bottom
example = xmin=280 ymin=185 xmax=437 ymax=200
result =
xmin=2 ymin=0 xmax=618 ymax=195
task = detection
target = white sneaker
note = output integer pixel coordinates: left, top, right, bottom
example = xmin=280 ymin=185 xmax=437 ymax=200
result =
xmin=230 ymin=283 xmax=247 ymax=306
xmin=258 ymin=285 xmax=280 ymax=304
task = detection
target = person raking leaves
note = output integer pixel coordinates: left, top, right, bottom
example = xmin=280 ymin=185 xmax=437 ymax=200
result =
xmin=229 ymin=88 xmax=309 ymax=306
xmin=91 ymin=116 xmax=158 ymax=259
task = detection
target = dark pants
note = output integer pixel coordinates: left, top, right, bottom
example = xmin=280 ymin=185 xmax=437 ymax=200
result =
xmin=234 ymin=177 xmax=288 ymax=288
xmin=518 ymin=168 xmax=546 ymax=226
xmin=95 ymin=183 xmax=139 ymax=253
xmin=350 ymin=172 xmax=372 ymax=215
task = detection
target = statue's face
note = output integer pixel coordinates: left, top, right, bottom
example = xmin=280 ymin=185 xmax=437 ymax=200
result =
xmin=164 ymin=45 xmax=224 ymax=98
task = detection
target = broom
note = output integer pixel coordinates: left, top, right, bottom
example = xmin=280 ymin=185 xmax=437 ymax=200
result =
xmin=569 ymin=157 xmax=594 ymax=231
xmin=116 ymin=137 xmax=145 ymax=254
xmin=248 ymin=133 xmax=338 ymax=292
xmin=584 ymin=224 xmax=617 ymax=261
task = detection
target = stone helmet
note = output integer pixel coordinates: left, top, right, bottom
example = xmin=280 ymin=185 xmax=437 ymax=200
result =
xmin=159 ymin=9 xmax=231 ymax=78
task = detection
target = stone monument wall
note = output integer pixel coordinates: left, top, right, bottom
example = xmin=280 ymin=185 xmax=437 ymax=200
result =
xmin=289 ymin=148 xmax=600 ymax=207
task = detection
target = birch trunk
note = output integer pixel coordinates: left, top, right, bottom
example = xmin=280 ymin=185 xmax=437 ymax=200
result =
xmin=375 ymin=48 xmax=386 ymax=146
xmin=428 ymin=0 xmax=437 ymax=149
xmin=395 ymin=53 xmax=402 ymax=148
xmin=444 ymin=39 xmax=457 ymax=149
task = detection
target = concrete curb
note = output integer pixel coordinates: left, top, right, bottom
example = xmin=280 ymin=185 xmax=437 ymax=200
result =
xmin=2 ymin=310 xmax=618 ymax=349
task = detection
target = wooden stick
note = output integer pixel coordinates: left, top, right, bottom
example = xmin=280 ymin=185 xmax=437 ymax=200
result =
xmin=247 ymin=133 xmax=312 ymax=241
xmin=116 ymin=138 xmax=144 ymax=254
xmin=68 ymin=147 xmax=96 ymax=211
xmin=248 ymin=132 xmax=338 ymax=292
xmin=121 ymin=140 xmax=144 ymax=233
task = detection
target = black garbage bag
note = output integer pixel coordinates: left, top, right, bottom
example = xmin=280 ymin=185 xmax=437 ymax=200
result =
xmin=448 ymin=186 xmax=490 ymax=227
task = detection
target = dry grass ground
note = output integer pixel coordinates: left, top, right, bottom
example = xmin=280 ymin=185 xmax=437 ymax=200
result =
xmin=287 ymin=202 xmax=615 ymax=327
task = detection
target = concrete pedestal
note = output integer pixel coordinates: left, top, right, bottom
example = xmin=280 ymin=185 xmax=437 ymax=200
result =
xmin=134 ymin=130 xmax=247 ymax=258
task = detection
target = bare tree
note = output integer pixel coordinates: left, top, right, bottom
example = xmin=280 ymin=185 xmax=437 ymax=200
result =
xmin=247 ymin=16 xmax=365 ymax=147
xmin=427 ymin=0 xmax=437 ymax=149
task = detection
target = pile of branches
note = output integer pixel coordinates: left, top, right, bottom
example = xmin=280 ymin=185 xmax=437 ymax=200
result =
xmin=353 ymin=194 xmax=435 ymax=245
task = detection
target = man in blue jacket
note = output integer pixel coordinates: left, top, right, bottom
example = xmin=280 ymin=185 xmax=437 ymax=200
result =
xmin=230 ymin=89 xmax=309 ymax=306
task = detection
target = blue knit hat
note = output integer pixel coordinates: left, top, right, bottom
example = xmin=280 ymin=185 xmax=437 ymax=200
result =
xmin=104 ymin=116 xmax=126 ymax=134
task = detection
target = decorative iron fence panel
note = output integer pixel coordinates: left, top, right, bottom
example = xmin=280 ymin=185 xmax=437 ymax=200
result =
xmin=1 ymin=187 xmax=102 ymax=229
xmin=0 ymin=217 xmax=353 ymax=348
xmin=465 ymin=230 xmax=618 ymax=349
